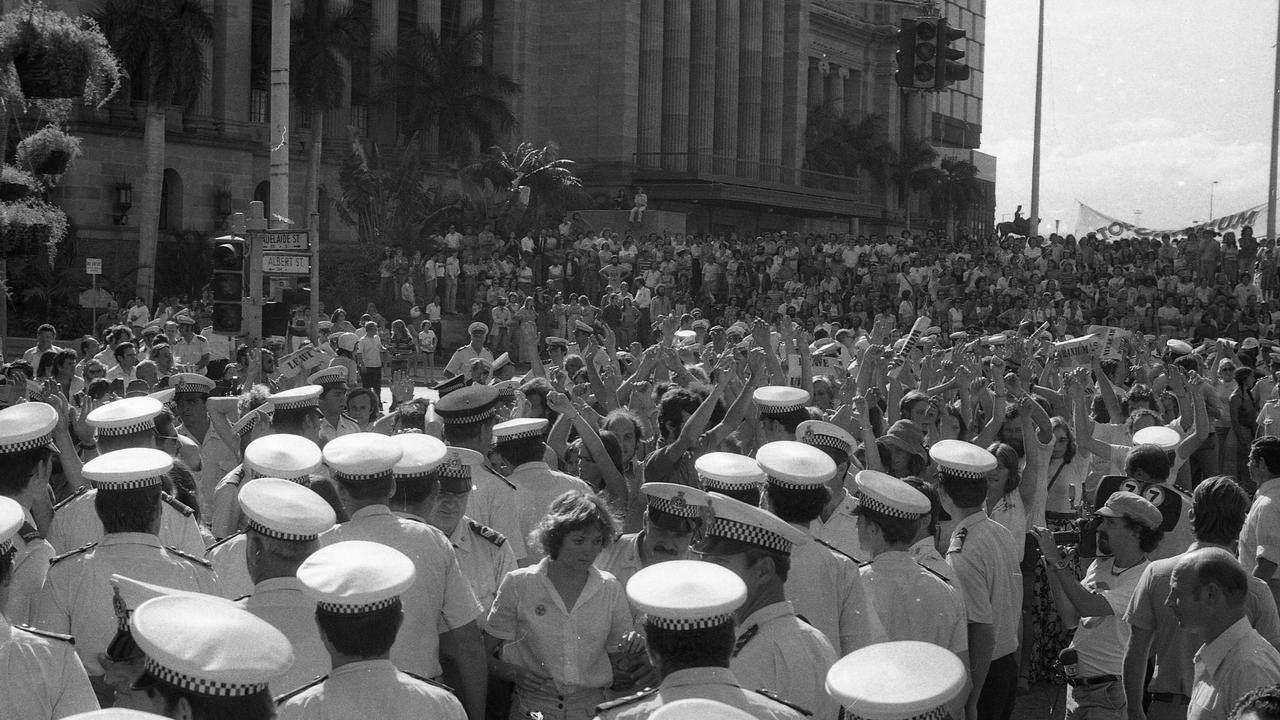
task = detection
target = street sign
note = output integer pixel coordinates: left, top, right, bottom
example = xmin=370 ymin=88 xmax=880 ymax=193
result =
xmin=85 ymin=257 xmax=102 ymax=275
xmin=249 ymin=229 xmax=310 ymax=252
xmin=262 ymin=254 xmax=311 ymax=275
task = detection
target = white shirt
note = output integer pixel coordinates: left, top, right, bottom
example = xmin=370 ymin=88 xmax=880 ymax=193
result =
xmin=861 ymin=551 xmax=968 ymax=657
xmin=946 ymin=511 xmax=1023 ymax=659
xmin=278 ymin=658 xmax=466 ymax=720
xmin=595 ymin=666 xmax=808 ymax=720
xmin=46 ymin=488 xmax=206 ymax=558
xmin=1071 ymin=556 xmax=1149 ymax=677
xmin=730 ymin=600 xmax=839 ymax=720
xmin=1189 ymin=617 xmax=1280 ymax=720
xmin=0 ymin=616 xmax=98 ymax=719
xmin=357 ymin=335 xmax=384 ymax=368
xmin=443 ymin=516 xmax=517 ymax=625
xmin=323 ymin=505 xmax=482 ymax=678
xmin=239 ymin=577 xmax=331 ymax=696
xmin=485 ymin=558 xmax=631 ymax=692
xmin=6 ymin=515 xmax=53 ymax=626
xmin=1240 ymin=476 xmax=1280 ymax=576
xmin=786 ymin=524 xmax=885 ymax=656
xmin=207 ymin=532 xmax=253 ymax=599
xmin=810 ymin=490 xmax=869 ymax=563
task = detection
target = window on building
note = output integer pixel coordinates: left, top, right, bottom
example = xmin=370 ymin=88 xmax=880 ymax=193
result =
xmin=159 ymin=169 xmax=184 ymax=231
xmin=250 ymin=0 xmax=270 ymax=123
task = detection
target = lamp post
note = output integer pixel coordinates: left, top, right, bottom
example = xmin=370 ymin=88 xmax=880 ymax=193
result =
xmin=1210 ymin=180 xmax=1219 ymax=223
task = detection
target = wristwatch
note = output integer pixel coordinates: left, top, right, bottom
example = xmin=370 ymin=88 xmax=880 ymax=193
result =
xmin=1053 ymin=558 xmax=1070 ymax=571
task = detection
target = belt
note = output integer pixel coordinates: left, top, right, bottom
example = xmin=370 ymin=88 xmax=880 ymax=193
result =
xmin=1067 ymin=674 xmax=1120 ymax=688
xmin=1149 ymin=692 xmax=1190 ymax=705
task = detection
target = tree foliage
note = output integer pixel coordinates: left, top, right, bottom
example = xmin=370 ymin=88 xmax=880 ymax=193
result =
xmin=91 ymin=0 xmax=212 ymax=109
xmin=334 ymin=133 xmax=462 ymax=248
xmin=460 ymin=141 xmax=586 ymax=235
xmin=803 ymin=108 xmax=894 ymax=184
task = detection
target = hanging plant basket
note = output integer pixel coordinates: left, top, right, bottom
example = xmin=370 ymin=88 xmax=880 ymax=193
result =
xmin=0 ymin=165 xmax=37 ymax=201
xmin=0 ymin=198 xmax=66 ymax=265
xmin=15 ymin=126 xmax=81 ymax=176
xmin=0 ymin=2 xmax=122 ymax=106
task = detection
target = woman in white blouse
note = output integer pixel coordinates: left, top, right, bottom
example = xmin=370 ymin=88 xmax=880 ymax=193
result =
xmin=485 ymin=491 xmax=634 ymax=720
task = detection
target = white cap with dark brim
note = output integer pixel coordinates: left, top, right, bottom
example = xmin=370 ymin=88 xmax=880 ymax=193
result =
xmin=825 ymin=640 xmax=966 ymax=720
xmin=83 ymin=448 xmax=173 ymax=490
xmin=243 ymin=434 xmax=322 ymax=481
xmin=0 ymin=402 xmax=57 ymax=454
xmin=297 ymin=540 xmax=416 ymax=614
xmin=627 ymin=560 xmax=745 ymax=631
xmin=240 ymin=477 xmax=335 ymax=541
xmin=694 ymin=452 xmax=766 ymax=491
xmin=87 ymin=397 xmax=163 ymax=437
xmin=757 ymin=441 xmax=837 ymax=490
xmin=323 ymin=433 xmax=402 ymax=483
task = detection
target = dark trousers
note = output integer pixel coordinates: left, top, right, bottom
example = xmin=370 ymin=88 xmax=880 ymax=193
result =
xmin=360 ymin=366 xmax=383 ymax=402
xmin=978 ymin=652 xmax=1018 ymax=720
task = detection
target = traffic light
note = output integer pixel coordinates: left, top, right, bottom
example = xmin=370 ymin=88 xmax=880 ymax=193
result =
xmin=895 ymin=17 xmax=938 ymax=90
xmin=262 ymin=301 xmax=289 ymax=337
xmin=210 ymin=236 xmax=245 ymax=335
xmin=935 ymin=18 xmax=970 ymax=89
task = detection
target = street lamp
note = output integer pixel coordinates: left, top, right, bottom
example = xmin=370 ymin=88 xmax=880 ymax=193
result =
xmin=1210 ymin=180 xmax=1219 ymax=222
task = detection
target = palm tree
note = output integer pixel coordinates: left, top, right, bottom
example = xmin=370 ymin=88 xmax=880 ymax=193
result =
xmin=885 ymin=138 xmax=945 ymax=230
xmin=932 ymin=156 xmax=981 ymax=238
xmin=804 ymin=109 xmax=893 ymax=193
xmin=460 ymin=142 xmax=585 ymax=235
xmin=334 ymin=133 xmax=461 ymax=247
xmin=377 ymin=19 xmax=520 ymax=163
xmin=291 ymin=0 xmax=364 ymax=223
xmin=92 ymin=0 xmax=213 ymax=305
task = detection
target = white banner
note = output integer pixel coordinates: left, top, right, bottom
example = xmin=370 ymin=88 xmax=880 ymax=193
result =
xmin=1087 ymin=325 xmax=1130 ymax=361
xmin=1051 ymin=333 xmax=1098 ymax=370
xmin=1074 ymin=201 xmax=1267 ymax=241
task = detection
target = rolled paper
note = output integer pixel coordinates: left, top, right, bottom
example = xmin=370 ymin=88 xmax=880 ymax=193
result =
xmin=886 ymin=316 xmax=931 ymax=380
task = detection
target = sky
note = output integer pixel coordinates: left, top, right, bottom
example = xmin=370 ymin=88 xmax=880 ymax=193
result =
xmin=980 ymin=0 xmax=1276 ymax=233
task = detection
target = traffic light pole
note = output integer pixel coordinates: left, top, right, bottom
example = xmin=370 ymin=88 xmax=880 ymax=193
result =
xmin=245 ymin=201 xmax=267 ymax=346
xmin=309 ymin=212 xmax=320 ymax=347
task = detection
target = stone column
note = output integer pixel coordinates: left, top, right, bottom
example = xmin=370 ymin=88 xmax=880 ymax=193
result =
xmin=737 ymin=0 xmax=762 ymax=178
xmin=759 ymin=0 xmax=784 ymax=180
xmin=637 ymin=0 xmax=665 ymax=169
xmin=371 ymin=0 xmax=398 ymax=142
xmin=712 ymin=0 xmax=739 ymax=175
xmin=827 ymin=66 xmax=846 ymax=115
xmin=781 ymin=0 xmax=811 ymax=174
xmin=460 ymin=0 xmax=482 ymax=25
xmin=212 ymin=1 xmax=250 ymax=123
xmin=418 ymin=0 xmax=441 ymax=29
xmin=807 ymin=60 xmax=824 ymax=112
xmin=687 ymin=0 xmax=716 ymax=174
xmin=844 ymin=68 xmax=862 ymax=118
xmin=661 ymin=0 xmax=691 ymax=171
xmin=192 ymin=38 xmax=214 ymax=118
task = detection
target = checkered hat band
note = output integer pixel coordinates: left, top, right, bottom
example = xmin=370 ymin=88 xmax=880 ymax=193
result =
xmin=0 ymin=540 xmax=14 ymax=558
xmin=648 ymin=496 xmax=701 ymax=518
xmin=232 ymin=415 xmax=260 ymax=437
xmin=175 ymin=383 xmax=210 ymax=395
xmin=434 ymin=464 xmax=472 ymax=479
xmin=759 ymin=404 xmax=804 ymax=414
xmin=333 ymin=470 xmax=393 ymax=484
xmin=93 ymin=475 xmax=165 ymax=490
xmin=96 ymin=419 xmax=155 ymax=437
xmin=804 ymin=434 xmax=850 ymax=454
xmin=393 ymin=470 xmax=433 ymax=481
xmin=247 ymin=518 xmax=317 ymax=542
xmin=854 ymin=491 xmax=924 ymax=519
xmin=274 ymin=399 xmax=318 ymax=411
xmin=644 ymin=612 xmax=734 ymax=631
xmin=144 ymin=656 xmax=266 ymax=697
xmin=0 ymin=433 xmax=54 ymax=453
xmin=849 ymin=709 xmax=946 ymax=720
xmin=709 ymin=517 xmax=790 ymax=554
xmin=764 ymin=475 xmax=818 ymax=491
xmin=317 ymin=596 xmax=399 ymax=614
xmin=440 ymin=408 xmax=496 ymax=425
xmin=496 ymin=428 xmax=545 ymax=442
xmin=700 ymin=477 xmax=760 ymax=491
xmin=937 ymin=466 xmax=987 ymax=481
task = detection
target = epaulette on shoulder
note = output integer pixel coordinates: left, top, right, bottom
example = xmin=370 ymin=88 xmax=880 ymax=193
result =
xmin=205 ymin=531 xmax=243 ymax=553
xmin=916 ymin=559 xmax=952 ymax=584
xmin=194 ymin=334 xmax=208 ymax=341
xmin=467 ymin=518 xmax=507 ymax=547
xmin=52 ymin=485 xmax=89 ymax=512
xmin=594 ymin=687 xmax=658 ymax=713
xmin=167 ymin=546 xmax=214 ymax=569
xmin=233 ymin=594 xmax=251 ymax=602
xmin=18 ymin=522 xmax=42 ymax=543
xmin=813 ymin=537 xmax=860 ymax=564
xmin=947 ymin=527 xmax=968 ymax=555
xmin=50 ymin=542 xmax=96 ymax=565
xmin=482 ymin=464 xmax=517 ymax=490
xmin=161 ymin=492 xmax=195 ymax=517
xmin=401 ymin=670 xmax=455 ymax=693
xmin=753 ymin=689 xmax=813 ymax=717
xmin=17 ymin=625 xmax=74 ymax=644
xmin=274 ymin=675 xmax=327 ymax=705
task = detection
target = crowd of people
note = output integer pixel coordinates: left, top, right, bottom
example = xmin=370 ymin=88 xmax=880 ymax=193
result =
xmin=7 ymin=223 xmax=1280 ymax=720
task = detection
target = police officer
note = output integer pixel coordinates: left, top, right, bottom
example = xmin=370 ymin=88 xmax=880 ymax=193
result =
xmin=129 ymin=594 xmax=292 ymax=720
xmin=797 ymin=421 xmax=867 ymax=563
xmin=32 ymin=448 xmax=221 ymax=702
xmin=309 ymin=365 xmax=360 ymax=444
xmin=435 ymin=384 xmax=525 ymax=563
xmin=171 ymin=373 xmax=236 ymax=508
xmin=696 ymin=493 xmax=839 ymax=720
xmin=321 ymin=433 xmax=487 ymax=720
xmin=592 ymin=560 xmax=808 ymax=720
xmin=694 ymin=453 xmax=766 ymax=506
xmin=0 ymin=403 xmax=63 ymax=624
xmin=0 ymin=494 xmax=98 ymax=718
xmin=932 ymin=439 xmax=1021 ymax=720
xmin=445 ymin=322 xmax=496 ymax=378
xmin=492 ymin=418 xmax=591 ymax=563
xmin=595 ymin=483 xmax=708 ymax=592
xmin=277 ymin=540 xmax=467 ymax=720
xmin=49 ymin=397 xmax=205 ymax=556
xmin=757 ymin=441 xmax=884 ymax=656
xmin=824 ymin=640 xmax=968 ymax=720
xmin=235 ymin=478 xmax=337 ymax=695
xmin=752 ymin=387 xmax=812 ymax=448
xmin=207 ymin=432 xmax=326 ymax=598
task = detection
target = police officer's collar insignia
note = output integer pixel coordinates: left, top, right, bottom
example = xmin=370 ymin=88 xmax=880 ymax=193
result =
xmin=947 ymin=528 xmax=967 ymax=555
xmin=732 ymin=624 xmax=759 ymax=657
xmin=802 ymin=428 xmax=815 ymax=443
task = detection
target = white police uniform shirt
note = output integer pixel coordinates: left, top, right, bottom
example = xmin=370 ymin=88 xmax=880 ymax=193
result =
xmin=593 ymin=666 xmax=808 ymax=720
xmin=277 ymin=658 xmax=467 ymax=720
xmin=593 ymin=532 xmax=667 ymax=596
xmin=469 ymin=462 xmax=527 ymax=563
xmin=730 ymin=600 xmax=840 ymax=720
xmin=323 ymin=505 xmax=482 ymax=678
xmin=445 ymin=516 xmax=517 ymax=624
xmin=238 ymin=577 xmax=330 ymax=696
xmin=809 ymin=489 xmax=869 ymax=563
xmin=209 ymin=464 xmax=248 ymax=541
xmin=0 ymin=615 xmax=98 ymax=719
xmin=31 ymin=532 xmax=221 ymax=676
xmin=318 ymin=414 xmax=361 ymax=445
xmin=860 ymin=550 xmax=968 ymax=658
xmin=444 ymin=345 xmax=494 ymax=377
xmin=908 ymin=535 xmax=958 ymax=585
xmin=945 ymin=511 xmax=1023 ymax=660
xmin=786 ymin=528 xmax=886 ymax=656
xmin=206 ymin=532 xmax=253 ymax=599
xmin=46 ymin=488 xmax=205 ymax=557
xmin=6 ymin=515 xmax=53 ymax=626
xmin=506 ymin=462 xmax=592 ymax=562
xmin=177 ymin=422 xmax=238 ymax=511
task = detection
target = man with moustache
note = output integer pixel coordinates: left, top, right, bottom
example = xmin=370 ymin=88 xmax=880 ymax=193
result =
xmin=595 ymin=483 xmax=708 ymax=592
xmin=1032 ymin=490 xmax=1164 ymax=719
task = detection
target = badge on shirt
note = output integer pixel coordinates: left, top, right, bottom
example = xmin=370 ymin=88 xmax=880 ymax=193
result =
xmin=535 ymin=604 xmax=546 ymax=616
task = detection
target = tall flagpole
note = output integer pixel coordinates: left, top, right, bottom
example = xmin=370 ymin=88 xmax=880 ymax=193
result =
xmin=1028 ymin=0 xmax=1044 ymax=238
xmin=1268 ymin=0 xmax=1280 ymax=241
